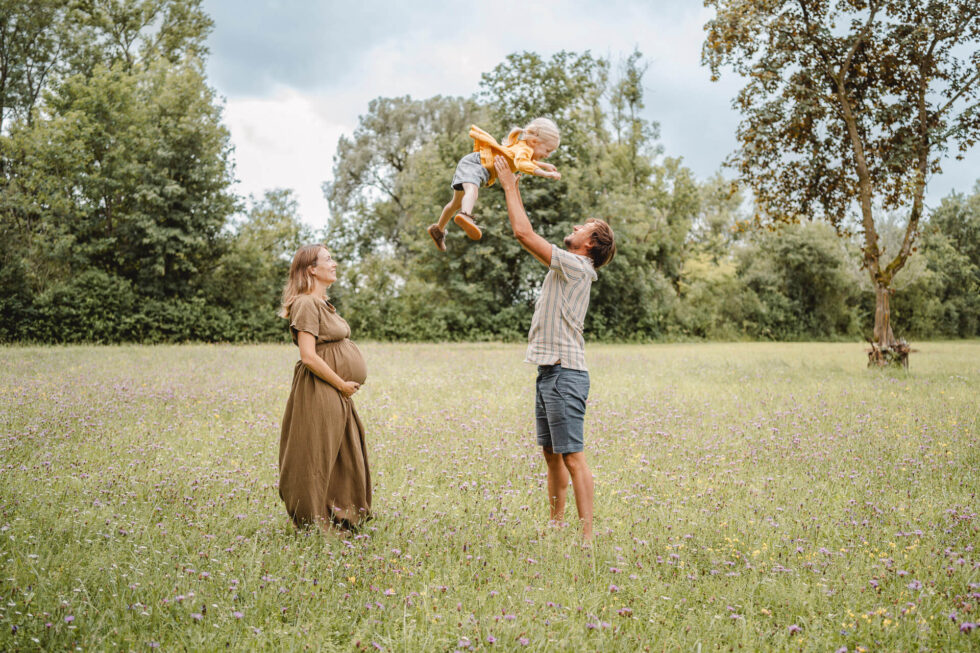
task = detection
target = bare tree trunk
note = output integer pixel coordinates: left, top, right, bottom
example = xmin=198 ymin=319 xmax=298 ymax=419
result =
xmin=873 ymin=282 xmax=896 ymax=349
xmin=867 ymin=281 xmax=909 ymax=369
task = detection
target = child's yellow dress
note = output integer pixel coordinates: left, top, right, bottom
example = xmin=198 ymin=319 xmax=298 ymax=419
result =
xmin=468 ymin=125 xmax=543 ymax=186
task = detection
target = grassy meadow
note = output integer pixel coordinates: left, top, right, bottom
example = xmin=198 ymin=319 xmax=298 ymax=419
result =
xmin=1 ymin=341 xmax=978 ymax=651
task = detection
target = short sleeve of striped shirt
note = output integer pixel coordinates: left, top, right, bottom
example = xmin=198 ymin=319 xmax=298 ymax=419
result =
xmin=550 ymin=246 xmax=597 ymax=282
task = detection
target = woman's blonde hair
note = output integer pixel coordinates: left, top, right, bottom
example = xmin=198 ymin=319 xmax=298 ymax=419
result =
xmin=279 ymin=243 xmax=327 ymax=319
xmin=505 ymin=117 xmax=560 ymax=151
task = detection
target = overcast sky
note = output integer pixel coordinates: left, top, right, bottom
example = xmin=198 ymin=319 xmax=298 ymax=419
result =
xmin=202 ymin=0 xmax=979 ymax=230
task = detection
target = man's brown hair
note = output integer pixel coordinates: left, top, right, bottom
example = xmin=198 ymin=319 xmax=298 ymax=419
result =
xmin=586 ymin=218 xmax=616 ymax=269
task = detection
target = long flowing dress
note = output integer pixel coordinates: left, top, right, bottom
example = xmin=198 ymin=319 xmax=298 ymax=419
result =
xmin=279 ymin=293 xmax=370 ymax=528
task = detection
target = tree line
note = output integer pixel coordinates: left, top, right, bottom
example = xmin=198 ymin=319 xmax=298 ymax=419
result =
xmin=1 ymin=1 xmax=978 ymax=344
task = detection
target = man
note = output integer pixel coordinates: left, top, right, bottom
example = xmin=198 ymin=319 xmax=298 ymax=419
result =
xmin=492 ymin=156 xmax=616 ymax=542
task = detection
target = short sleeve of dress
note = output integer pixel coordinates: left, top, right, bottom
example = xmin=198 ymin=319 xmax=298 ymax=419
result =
xmin=289 ymin=295 xmax=319 ymax=338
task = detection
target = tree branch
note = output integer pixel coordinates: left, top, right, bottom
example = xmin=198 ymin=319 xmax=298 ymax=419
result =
xmin=840 ymin=1 xmax=879 ymax=78
xmin=797 ymin=0 xmax=838 ymax=82
xmin=938 ymin=69 xmax=980 ymax=117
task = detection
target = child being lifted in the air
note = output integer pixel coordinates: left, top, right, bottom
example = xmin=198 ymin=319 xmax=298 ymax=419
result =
xmin=427 ymin=118 xmax=561 ymax=251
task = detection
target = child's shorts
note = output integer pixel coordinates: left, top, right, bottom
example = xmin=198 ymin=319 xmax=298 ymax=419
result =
xmin=535 ymin=364 xmax=590 ymax=454
xmin=451 ymin=152 xmax=491 ymax=190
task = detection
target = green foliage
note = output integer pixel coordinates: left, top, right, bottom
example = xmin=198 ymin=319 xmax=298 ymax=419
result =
xmin=0 ymin=0 xmax=64 ymax=133
xmin=326 ymin=51 xmax=707 ymax=342
xmin=208 ymin=189 xmax=314 ymax=342
xmin=890 ymin=185 xmax=980 ymax=338
xmin=735 ymin=223 xmax=863 ymax=340
xmin=27 ymin=59 xmax=236 ymax=299
xmin=3 ymin=13 xmax=979 ymax=346
xmin=0 ymin=0 xmax=243 ymax=343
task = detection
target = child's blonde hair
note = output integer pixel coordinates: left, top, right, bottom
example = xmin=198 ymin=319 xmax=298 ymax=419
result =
xmin=506 ymin=117 xmax=560 ymax=152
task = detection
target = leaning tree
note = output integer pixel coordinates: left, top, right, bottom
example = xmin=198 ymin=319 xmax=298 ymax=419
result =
xmin=702 ymin=0 xmax=980 ymax=364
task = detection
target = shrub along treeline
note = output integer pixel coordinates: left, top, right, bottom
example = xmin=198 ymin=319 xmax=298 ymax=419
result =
xmin=1 ymin=3 xmax=978 ymax=344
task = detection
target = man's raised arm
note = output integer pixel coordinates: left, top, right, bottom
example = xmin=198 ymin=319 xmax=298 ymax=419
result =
xmin=493 ymin=155 xmax=552 ymax=267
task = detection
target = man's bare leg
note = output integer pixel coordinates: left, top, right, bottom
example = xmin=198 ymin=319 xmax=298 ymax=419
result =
xmin=562 ymin=451 xmax=594 ymax=542
xmin=543 ymin=446 xmax=569 ymax=523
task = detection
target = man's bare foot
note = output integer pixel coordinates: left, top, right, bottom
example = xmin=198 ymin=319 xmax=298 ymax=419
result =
xmin=427 ymin=223 xmax=446 ymax=251
xmin=453 ymin=212 xmax=482 ymax=240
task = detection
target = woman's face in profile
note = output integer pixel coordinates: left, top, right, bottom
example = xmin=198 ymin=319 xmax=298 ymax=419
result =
xmin=311 ymin=248 xmax=337 ymax=286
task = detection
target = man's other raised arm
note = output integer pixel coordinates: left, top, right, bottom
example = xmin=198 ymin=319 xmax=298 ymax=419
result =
xmin=493 ymin=156 xmax=552 ymax=267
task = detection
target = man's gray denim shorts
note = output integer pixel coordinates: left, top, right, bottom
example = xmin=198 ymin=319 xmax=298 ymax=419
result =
xmin=535 ymin=364 xmax=590 ymax=454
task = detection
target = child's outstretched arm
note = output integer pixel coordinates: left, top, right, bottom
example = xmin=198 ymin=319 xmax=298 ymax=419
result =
xmin=533 ymin=165 xmax=561 ymax=180
xmin=513 ymin=152 xmax=561 ymax=181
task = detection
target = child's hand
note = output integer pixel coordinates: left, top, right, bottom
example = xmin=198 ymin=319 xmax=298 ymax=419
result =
xmin=537 ymin=162 xmax=557 ymax=172
xmin=541 ymin=170 xmax=561 ymax=181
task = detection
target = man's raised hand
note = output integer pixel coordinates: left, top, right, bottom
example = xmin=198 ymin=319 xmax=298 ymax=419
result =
xmin=494 ymin=156 xmax=519 ymax=191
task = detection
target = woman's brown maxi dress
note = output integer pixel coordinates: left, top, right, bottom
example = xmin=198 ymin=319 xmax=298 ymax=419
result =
xmin=279 ymin=294 xmax=370 ymax=528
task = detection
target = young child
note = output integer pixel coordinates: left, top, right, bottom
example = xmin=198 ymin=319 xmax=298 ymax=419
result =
xmin=427 ymin=118 xmax=561 ymax=251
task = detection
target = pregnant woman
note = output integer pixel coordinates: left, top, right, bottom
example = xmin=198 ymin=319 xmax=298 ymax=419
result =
xmin=278 ymin=244 xmax=371 ymax=532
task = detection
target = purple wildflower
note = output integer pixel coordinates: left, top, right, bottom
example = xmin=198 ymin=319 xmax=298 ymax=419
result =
xmin=787 ymin=624 xmax=802 ymax=634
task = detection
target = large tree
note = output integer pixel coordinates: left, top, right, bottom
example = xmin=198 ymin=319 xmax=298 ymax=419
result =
xmin=0 ymin=0 xmax=235 ymax=342
xmin=702 ymin=0 xmax=980 ymax=356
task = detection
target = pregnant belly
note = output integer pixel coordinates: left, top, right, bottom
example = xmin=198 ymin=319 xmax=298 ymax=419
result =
xmin=319 ymin=339 xmax=367 ymax=385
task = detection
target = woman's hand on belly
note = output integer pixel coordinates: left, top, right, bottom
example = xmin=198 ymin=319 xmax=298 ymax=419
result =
xmin=337 ymin=380 xmax=361 ymax=398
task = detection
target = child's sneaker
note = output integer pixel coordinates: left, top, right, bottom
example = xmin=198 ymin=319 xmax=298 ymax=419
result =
xmin=427 ymin=224 xmax=446 ymax=251
xmin=454 ymin=212 xmax=482 ymax=240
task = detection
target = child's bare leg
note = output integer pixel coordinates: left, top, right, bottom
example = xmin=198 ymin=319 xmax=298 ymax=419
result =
xmin=437 ymin=190 xmax=464 ymax=230
xmin=459 ymin=183 xmax=478 ymax=216
xmin=454 ymin=183 xmax=482 ymax=240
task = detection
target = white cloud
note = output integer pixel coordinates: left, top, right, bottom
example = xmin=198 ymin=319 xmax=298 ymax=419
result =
xmin=223 ymin=89 xmax=346 ymax=229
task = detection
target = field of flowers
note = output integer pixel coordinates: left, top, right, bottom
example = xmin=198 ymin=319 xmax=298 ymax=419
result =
xmin=1 ymin=342 xmax=978 ymax=651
